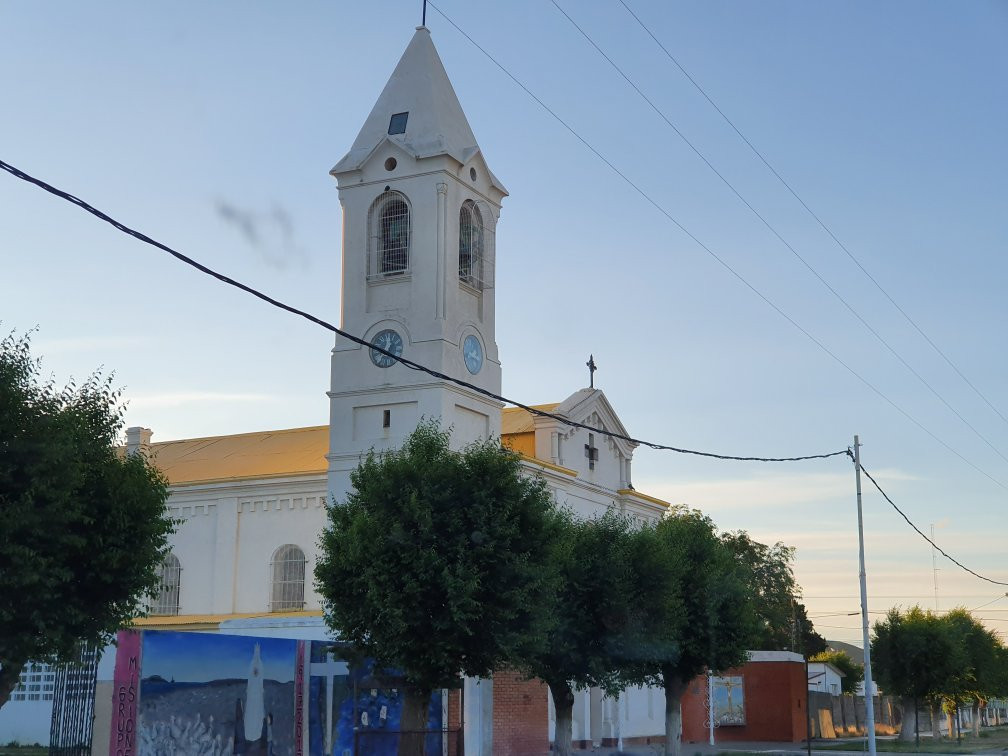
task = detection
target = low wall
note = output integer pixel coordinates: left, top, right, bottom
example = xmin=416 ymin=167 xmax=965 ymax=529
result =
xmin=807 ymin=693 xmax=901 ymax=738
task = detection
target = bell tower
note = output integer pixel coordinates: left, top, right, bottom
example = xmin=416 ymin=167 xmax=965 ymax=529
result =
xmin=327 ymin=26 xmax=508 ymax=479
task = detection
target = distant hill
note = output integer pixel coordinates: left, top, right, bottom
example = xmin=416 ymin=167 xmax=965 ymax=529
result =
xmin=826 ymin=639 xmax=864 ymax=665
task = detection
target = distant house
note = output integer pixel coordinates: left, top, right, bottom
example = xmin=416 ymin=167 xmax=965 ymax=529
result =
xmin=808 ymin=662 xmax=845 ymax=696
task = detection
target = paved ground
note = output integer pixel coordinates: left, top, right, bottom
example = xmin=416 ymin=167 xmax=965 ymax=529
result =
xmin=587 ymin=737 xmax=1008 ymax=756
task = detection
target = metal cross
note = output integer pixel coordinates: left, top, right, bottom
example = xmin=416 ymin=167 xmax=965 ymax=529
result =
xmin=422 ymin=0 xmax=427 ymax=26
xmin=586 ymin=354 xmax=597 ymax=388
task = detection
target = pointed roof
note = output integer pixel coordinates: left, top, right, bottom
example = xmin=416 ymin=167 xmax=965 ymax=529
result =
xmin=332 ymin=26 xmax=506 ymax=193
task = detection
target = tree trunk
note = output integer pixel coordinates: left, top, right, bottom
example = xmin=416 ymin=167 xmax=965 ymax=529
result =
xmin=398 ymin=688 xmax=430 ymax=756
xmin=548 ymin=681 xmax=575 ymax=756
xmin=929 ymin=701 xmax=942 ymax=740
xmin=0 ymin=656 xmax=27 ymax=709
xmin=971 ymin=700 xmax=980 ymax=737
xmin=897 ymin=696 xmax=916 ymax=742
xmin=662 ymin=674 xmax=689 ymax=756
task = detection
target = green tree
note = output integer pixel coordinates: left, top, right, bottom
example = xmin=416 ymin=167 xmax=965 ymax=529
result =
xmin=720 ymin=531 xmax=825 ymax=653
xmin=314 ymin=422 xmax=562 ymax=756
xmin=648 ymin=509 xmax=754 ymax=756
xmin=809 ymin=649 xmax=864 ymax=694
xmin=942 ymin=608 xmax=1003 ymax=738
xmin=518 ymin=512 xmax=678 ymax=756
xmin=871 ymin=606 xmax=964 ymax=745
xmin=0 ymin=332 xmax=174 ymax=708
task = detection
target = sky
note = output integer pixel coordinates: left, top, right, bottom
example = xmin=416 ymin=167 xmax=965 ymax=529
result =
xmin=2 ymin=1 xmax=1006 ymax=649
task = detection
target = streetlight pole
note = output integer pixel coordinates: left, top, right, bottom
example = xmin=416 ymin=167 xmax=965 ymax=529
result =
xmin=853 ymin=435 xmax=877 ymax=756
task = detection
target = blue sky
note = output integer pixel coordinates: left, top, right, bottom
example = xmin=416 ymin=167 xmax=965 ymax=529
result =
xmin=3 ymin=1 xmax=1006 ymax=647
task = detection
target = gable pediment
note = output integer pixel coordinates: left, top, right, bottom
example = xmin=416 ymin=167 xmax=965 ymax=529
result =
xmin=535 ymin=389 xmax=637 ymax=460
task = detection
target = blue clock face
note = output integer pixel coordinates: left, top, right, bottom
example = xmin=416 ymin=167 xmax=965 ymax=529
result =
xmin=369 ymin=329 xmax=403 ymax=368
xmin=463 ymin=334 xmax=483 ymax=374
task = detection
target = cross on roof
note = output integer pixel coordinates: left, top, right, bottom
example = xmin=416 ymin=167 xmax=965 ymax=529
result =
xmin=587 ymin=354 xmax=597 ymax=389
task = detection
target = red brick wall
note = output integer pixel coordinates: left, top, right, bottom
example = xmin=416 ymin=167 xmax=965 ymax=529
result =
xmin=492 ymin=669 xmax=550 ymax=756
xmin=681 ymin=661 xmax=809 ymax=743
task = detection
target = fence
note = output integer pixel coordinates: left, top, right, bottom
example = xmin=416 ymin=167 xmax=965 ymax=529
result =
xmin=48 ymin=646 xmax=100 ymax=756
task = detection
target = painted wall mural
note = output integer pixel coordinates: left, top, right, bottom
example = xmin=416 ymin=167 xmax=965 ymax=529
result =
xmin=712 ymin=675 xmax=745 ymax=726
xmin=110 ymin=630 xmax=443 ymax=756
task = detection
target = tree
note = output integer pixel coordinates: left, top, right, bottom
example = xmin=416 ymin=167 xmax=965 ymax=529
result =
xmin=0 ymin=332 xmax=174 ymax=708
xmin=647 ymin=509 xmax=754 ymax=756
xmin=518 ymin=512 xmax=677 ymax=756
xmin=809 ymin=649 xmax=864 ymax=695
xmin=871 ymin=606 xmax=963 ymax=745
xmin=314 ymin=422 xmax=562 ymax=756
xmin=942 ymin=608 xmax=1002 ymax=738
xmin=720 ymin=531 xmax=825 ymax=653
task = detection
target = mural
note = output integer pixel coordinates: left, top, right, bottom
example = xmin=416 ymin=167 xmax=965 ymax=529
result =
xmin=112 ymin=631 xmax=443 ymax=756
xmin=712 ymin=675 xmax=745 ymax=726
xmin=137 ymin=632 xmax=297 ymax=755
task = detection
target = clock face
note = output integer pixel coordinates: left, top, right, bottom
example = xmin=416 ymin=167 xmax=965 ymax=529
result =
xmin=463 ymin=334 xmax=483 ymax=374
xmin=369 ymin=329 xmax=403 ymax=368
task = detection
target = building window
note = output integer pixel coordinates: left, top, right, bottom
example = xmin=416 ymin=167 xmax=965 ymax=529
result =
xmin=151 ymin=552 xmax=181 ymax=616
xmin=270 ymin=544 xmax=306 ymax=612
xmin=458 ymin=199 xmax=483 ymax=287
xmin=369 ymin=190 xmax=410 ymax=277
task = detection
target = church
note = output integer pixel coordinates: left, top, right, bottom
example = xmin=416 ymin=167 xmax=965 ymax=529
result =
xmin=2 ymin=24 xmax=675 ymax=754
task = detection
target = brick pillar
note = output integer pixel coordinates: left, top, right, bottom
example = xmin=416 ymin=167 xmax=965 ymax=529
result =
xmin=492 ymin=670 xmax=549 ymax=756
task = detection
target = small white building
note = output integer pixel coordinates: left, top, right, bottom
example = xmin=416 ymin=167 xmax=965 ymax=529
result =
xmin=807 ymin=661 xmax=845 ymax=696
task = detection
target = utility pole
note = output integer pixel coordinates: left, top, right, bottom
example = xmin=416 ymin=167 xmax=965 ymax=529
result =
xmin=853 ymin=435 xmax=877 ymax=756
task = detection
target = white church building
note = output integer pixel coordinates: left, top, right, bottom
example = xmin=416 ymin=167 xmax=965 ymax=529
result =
xmin=2 ymin=25 xmax=674 ymax=753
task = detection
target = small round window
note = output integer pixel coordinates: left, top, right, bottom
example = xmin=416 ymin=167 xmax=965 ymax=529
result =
xmin=385 ymin=157 xmax=398 ymax=171
xmin=469 ymin=167 xmax=477 ymax=181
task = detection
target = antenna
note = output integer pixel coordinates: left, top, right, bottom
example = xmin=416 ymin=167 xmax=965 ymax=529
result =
xmin=422 ymin=0 xmax=427 ymax=26
xmin=931 ymin=523 xmax=939 ymax=610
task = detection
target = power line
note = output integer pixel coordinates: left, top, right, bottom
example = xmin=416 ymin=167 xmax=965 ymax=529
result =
xmin=617 ymin=0 xmax=1008 ymax=435
xmin=0 ymin=158 xmax=847 ymax=465
xmin=551 ymin=0 xmax=1008 ymax=467
xmin=857 ymin=460 xmax=1008 ymax=587
xmin=425 ymin=0 xmax=1008 ymax=493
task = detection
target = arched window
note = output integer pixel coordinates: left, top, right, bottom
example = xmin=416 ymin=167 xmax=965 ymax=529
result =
xmin=369 ymin=190 xmax=410 ymax=276
xmin=151 ymin=553 xmax=181 ymax=616
xmin=270 ymin=544 xmax=306 ymax=612
xmin=459 ymin=199 xmax=484 ymax=287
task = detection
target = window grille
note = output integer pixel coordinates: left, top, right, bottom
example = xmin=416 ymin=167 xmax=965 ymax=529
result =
xmin=459 ymin=199 xmax=484 ymax=288
xmin=270 ymin=544 xmax=306 ymax=612
xmin=368 ymin=190 xmax=410 ymax=278
xmin=151 ymin=552 xmax=181 ymax=616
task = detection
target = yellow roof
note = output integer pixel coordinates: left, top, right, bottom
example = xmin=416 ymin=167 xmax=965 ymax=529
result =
xmin=500 ymin=403 xmax=560 ymax=435
xmin=131 ymin=610 xmax=322 ymax=631
xmin=152 ymin=406 xmax=566 ymax=486
xmin=150 ymin=426 xmax=329 ymax=486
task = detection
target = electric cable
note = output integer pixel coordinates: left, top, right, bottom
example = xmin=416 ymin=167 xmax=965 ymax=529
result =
xmin=855 ymin=457 xmax=1008 ymax=586
xmin=618 ymin=0 xmax=1008 ymax=434
xmin=0 ymin=158 xmax=847 ymax=464
xmin=425 ymin=0 xmax=1008 ymax=493
xmin=552 ymin=0 xmax=1008 ymax=467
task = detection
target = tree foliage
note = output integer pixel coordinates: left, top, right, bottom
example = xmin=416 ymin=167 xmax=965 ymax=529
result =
xmin=0 ymin=332 xmax=174 ymax=708
xmin=650 ymin=509 xmax=753 ymax=756
xmin=314 ymin=422 xmax=562 ymax=751
xmin=519 ymin=510 xmax=659 ymax=756
xmin=872 ymin=607 xmax=962 ymax=702
xmin=720 ymin=530 xmax=825 ymax=654
xmin=809 ymin=649 xmax=864 ymax=694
